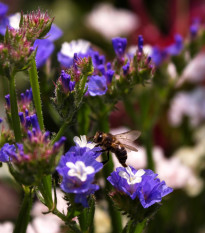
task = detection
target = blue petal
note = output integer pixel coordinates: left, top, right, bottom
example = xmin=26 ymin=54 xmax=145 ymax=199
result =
xmin=34 ymin=39 xmax=54 ymax=68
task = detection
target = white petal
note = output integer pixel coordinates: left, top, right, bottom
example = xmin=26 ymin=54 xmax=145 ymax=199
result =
xmin=85 ymin=166 xmax=95 ymax=174
xmin=80 ymin=173 xmax=87 ymax=182
xmin=75 ymin=161 xmax=86 ymax=169
xmin=128 ymin=176 xmax=142 ymax=185
xmin=119 ymin=171 xmax=129 ymax=180
xmin=135 ymin=169 xmax=145 ymax=177
xmin=68 ymin=169 xmax=77 ymax=177
xmin=66 ymin=162 xmax=76 ymax=169
xmin=125 ymin=166 xmax=134 ymax=176
xmin=73 ymin=136 xmax=81 ymax=146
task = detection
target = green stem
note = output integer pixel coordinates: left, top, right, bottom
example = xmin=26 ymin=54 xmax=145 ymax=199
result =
xmin=38 ymin=175 xmax=53 ymax=210
xmin=52 ymin=121 xmax=68 ymax=144
xmin=143 ymin=130 xmax=154 ymax=171
xmin=133 ymin=220 xmax=146 ymax=233
xmin=28 ymin=58 xmax=44 ymax=131
xmin=98 ymin=111 xmax=123 ymax=233
xmin=13 ymin=187 xmax=33 ymax=233
xmin=9 ymin=73 xmax=22 ymax=142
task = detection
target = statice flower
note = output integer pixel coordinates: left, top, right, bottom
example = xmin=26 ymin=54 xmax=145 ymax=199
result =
xmin=2 ymin=114 xmax=66 ymax=185
xmin=168 ymin=87 xmax=205 ymax=127
xmin=5 ymin=88 xmax=34 ymax=120
xmin=0 ymin=6 xmax=62 ymax=68
xmin=108 ymin=166 xmax=173 ymax=208
xmin=58 ymin=39 xmax=94 ymax=68
xmin=10 ymin=12 xmax=62 ymax=68
xmin=85 ymin=3 xmax=138 ymax=40
xmin=190 ymin=19 xmax=200 ymax=38
xmin=87 ymin=75 xmax=108 ymax=96
xmin=151 ymin=47 xmax=168 ymax=66
xmin=0 ymin=2 xmax=9 ymax=35
xmin=165 ymin=34 xmax=183 ymax=56
xmin=0 ymin=143 xmax=16 ymax=162
xmin=56 ymin=136 xmax=103 ymax=207
xmin=112 ymin=37 xmax=127 ymax=59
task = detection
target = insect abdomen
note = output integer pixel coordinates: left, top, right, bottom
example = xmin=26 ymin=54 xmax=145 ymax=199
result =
xmin=112 ymin=144 xmax=127 ymax=167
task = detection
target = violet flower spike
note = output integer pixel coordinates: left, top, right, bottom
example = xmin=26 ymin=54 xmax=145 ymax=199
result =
xmin=112 ymin=37 xmax=127 ymax=58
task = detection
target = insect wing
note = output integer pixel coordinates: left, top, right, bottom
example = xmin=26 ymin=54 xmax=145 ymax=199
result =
xmin=115 ymin=130 xmax=141 ymax=141
xmin=120 ymin=139 xmax=139 ymax=152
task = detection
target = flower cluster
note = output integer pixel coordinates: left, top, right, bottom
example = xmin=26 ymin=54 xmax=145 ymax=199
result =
xmin=0 ymin=7 xmax=56 ymax=74
xmin=108 ymin=166 xmax=173 ymax=208
xmin=0 ymin=114 xmax=66 ymax=185
xmin=151 ymin=34 xmax=184 ymax=66
xmin=56 ymin=135 xmax=103 ymax=207
xmin=19 ymin=9 xmax=54 ymax=42
xmin=5 ymin=88 xmax=35 ymax=132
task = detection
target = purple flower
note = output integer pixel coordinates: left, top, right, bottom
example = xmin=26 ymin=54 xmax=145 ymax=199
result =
xmin=34 ymin=24 xmax=63 ymax=68
xmin=108 ymin=166 xmax=173 ymax=208
xmin=60 ymin=70 xmax=75 ymax=93
xmin=0 ymin=118 xmax=3 ymax=124
xmin=165 ymin=34 xmax=183 ymax=56
xmin=138 ymin=35 xmax=143 ymax=53
xmin=92 ymin=51 xmax=105 ymax=69
xmin=87 ymin=75 xmax=108 ymax=96
xmin=0 ymin=2 xmax=8 ymax=18
xmin=0 ymin=143 xmax=16 ymax=162
xmin=151 ymin=47 xmax=167 ymax=66
xmin=0 ymin=2 xmax=8 ymax=35
xmin=122 ymin=62 xmax=130 ymax=75
xmin=190 ymin=19 xmax=200 ymax=38
xmin=106 ymin=69 xmax=115 ymax=83
xmin=46 ymin=24 xmax=63 ymax=42
xmin=112 ymin=37 xmax=127 ymax=58
xmin=58 ymin=39 xmax=94 ymax=68
xmin=56 ymin=141 xmax=103 ymax=207
xmin=34 ymin=39 xmax=54 ymax=68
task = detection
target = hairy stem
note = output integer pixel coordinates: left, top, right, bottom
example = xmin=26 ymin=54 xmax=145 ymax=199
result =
xmin=13 ymin=187 xmax=33 ymax=233
xmin=9 ymin=73 xmax=22 ymax=142
xmin=28 ymin=58 xmax=44 ymax=130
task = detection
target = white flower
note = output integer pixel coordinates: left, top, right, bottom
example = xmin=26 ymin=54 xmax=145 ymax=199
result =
xmin=177 ymin=53 xmax=205 ymax=86
xmin=73 ymin=135 xmax=96 ymax=149
xmin=0 ymin=222 xmax=14 ymax=233
xmin=66 ymin=161 xmax=95 ymax=182
xmin=85 ymin=3 xmax=139 ymax=40
xmin=60 ymin=39 xmax=91 ymax=57
xmin=168 ymin=87 xmax=205 ymax=127
xmin=8 ymin=12 xmax=21 ymax=29
xmin=119 ymin=166 xmax=145 ymax=185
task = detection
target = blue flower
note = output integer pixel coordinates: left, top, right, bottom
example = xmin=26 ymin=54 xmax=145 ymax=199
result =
xmin=122 ymin=62 xmax=130 ymax=75
xmin=87 ymin=75 xmax=108 ymax=96
xmin=0 ymin=2 xmax=8 ymax=18
xmin=34 ymin=24 xmax=63 ymax=68
xmin=138 ymin=35 xmax=143 ymax=53
xmin=0 ymin=118 xmax=3 ymax=124
xmin=112 ymin=37 xmax=127 ymax=58
xmin=56 ymin=140 xmax=103 ymax=207
xmin=58 ymin=39 xmax=94 ymax=68
xmin=190 ymin=19 xmax=200 ymax=38
xmin=108 ymin=166 xmax=173 ymax=208
xmin=92 ymin=51 xmax=105 ymax=69
xmin=0 ymin=143 xmax=16 ymax=162
xmin=34 ymin=39 xmax=54 ymax=68
xmin=60 ymin=70 xmax=75 ymax=93
xmin=165 ymin=34 xmax=183 ymax=56
xmin=151 ymin=47 xmax=167 ymax=66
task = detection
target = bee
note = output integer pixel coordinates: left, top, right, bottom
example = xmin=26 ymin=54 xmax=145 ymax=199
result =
xmin=93 ymin=130 xmax=141 ymax=167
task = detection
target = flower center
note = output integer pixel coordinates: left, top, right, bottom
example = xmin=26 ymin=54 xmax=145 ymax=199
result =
xmin=66 ymin=161 xmax=95 ymax=182
xmin=118 ymin=166 xmax=145 ymax=185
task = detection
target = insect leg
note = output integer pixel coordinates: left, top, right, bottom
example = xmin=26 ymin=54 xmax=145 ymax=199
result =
xmin=102 ymin=151 xmax=110 ymax=165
